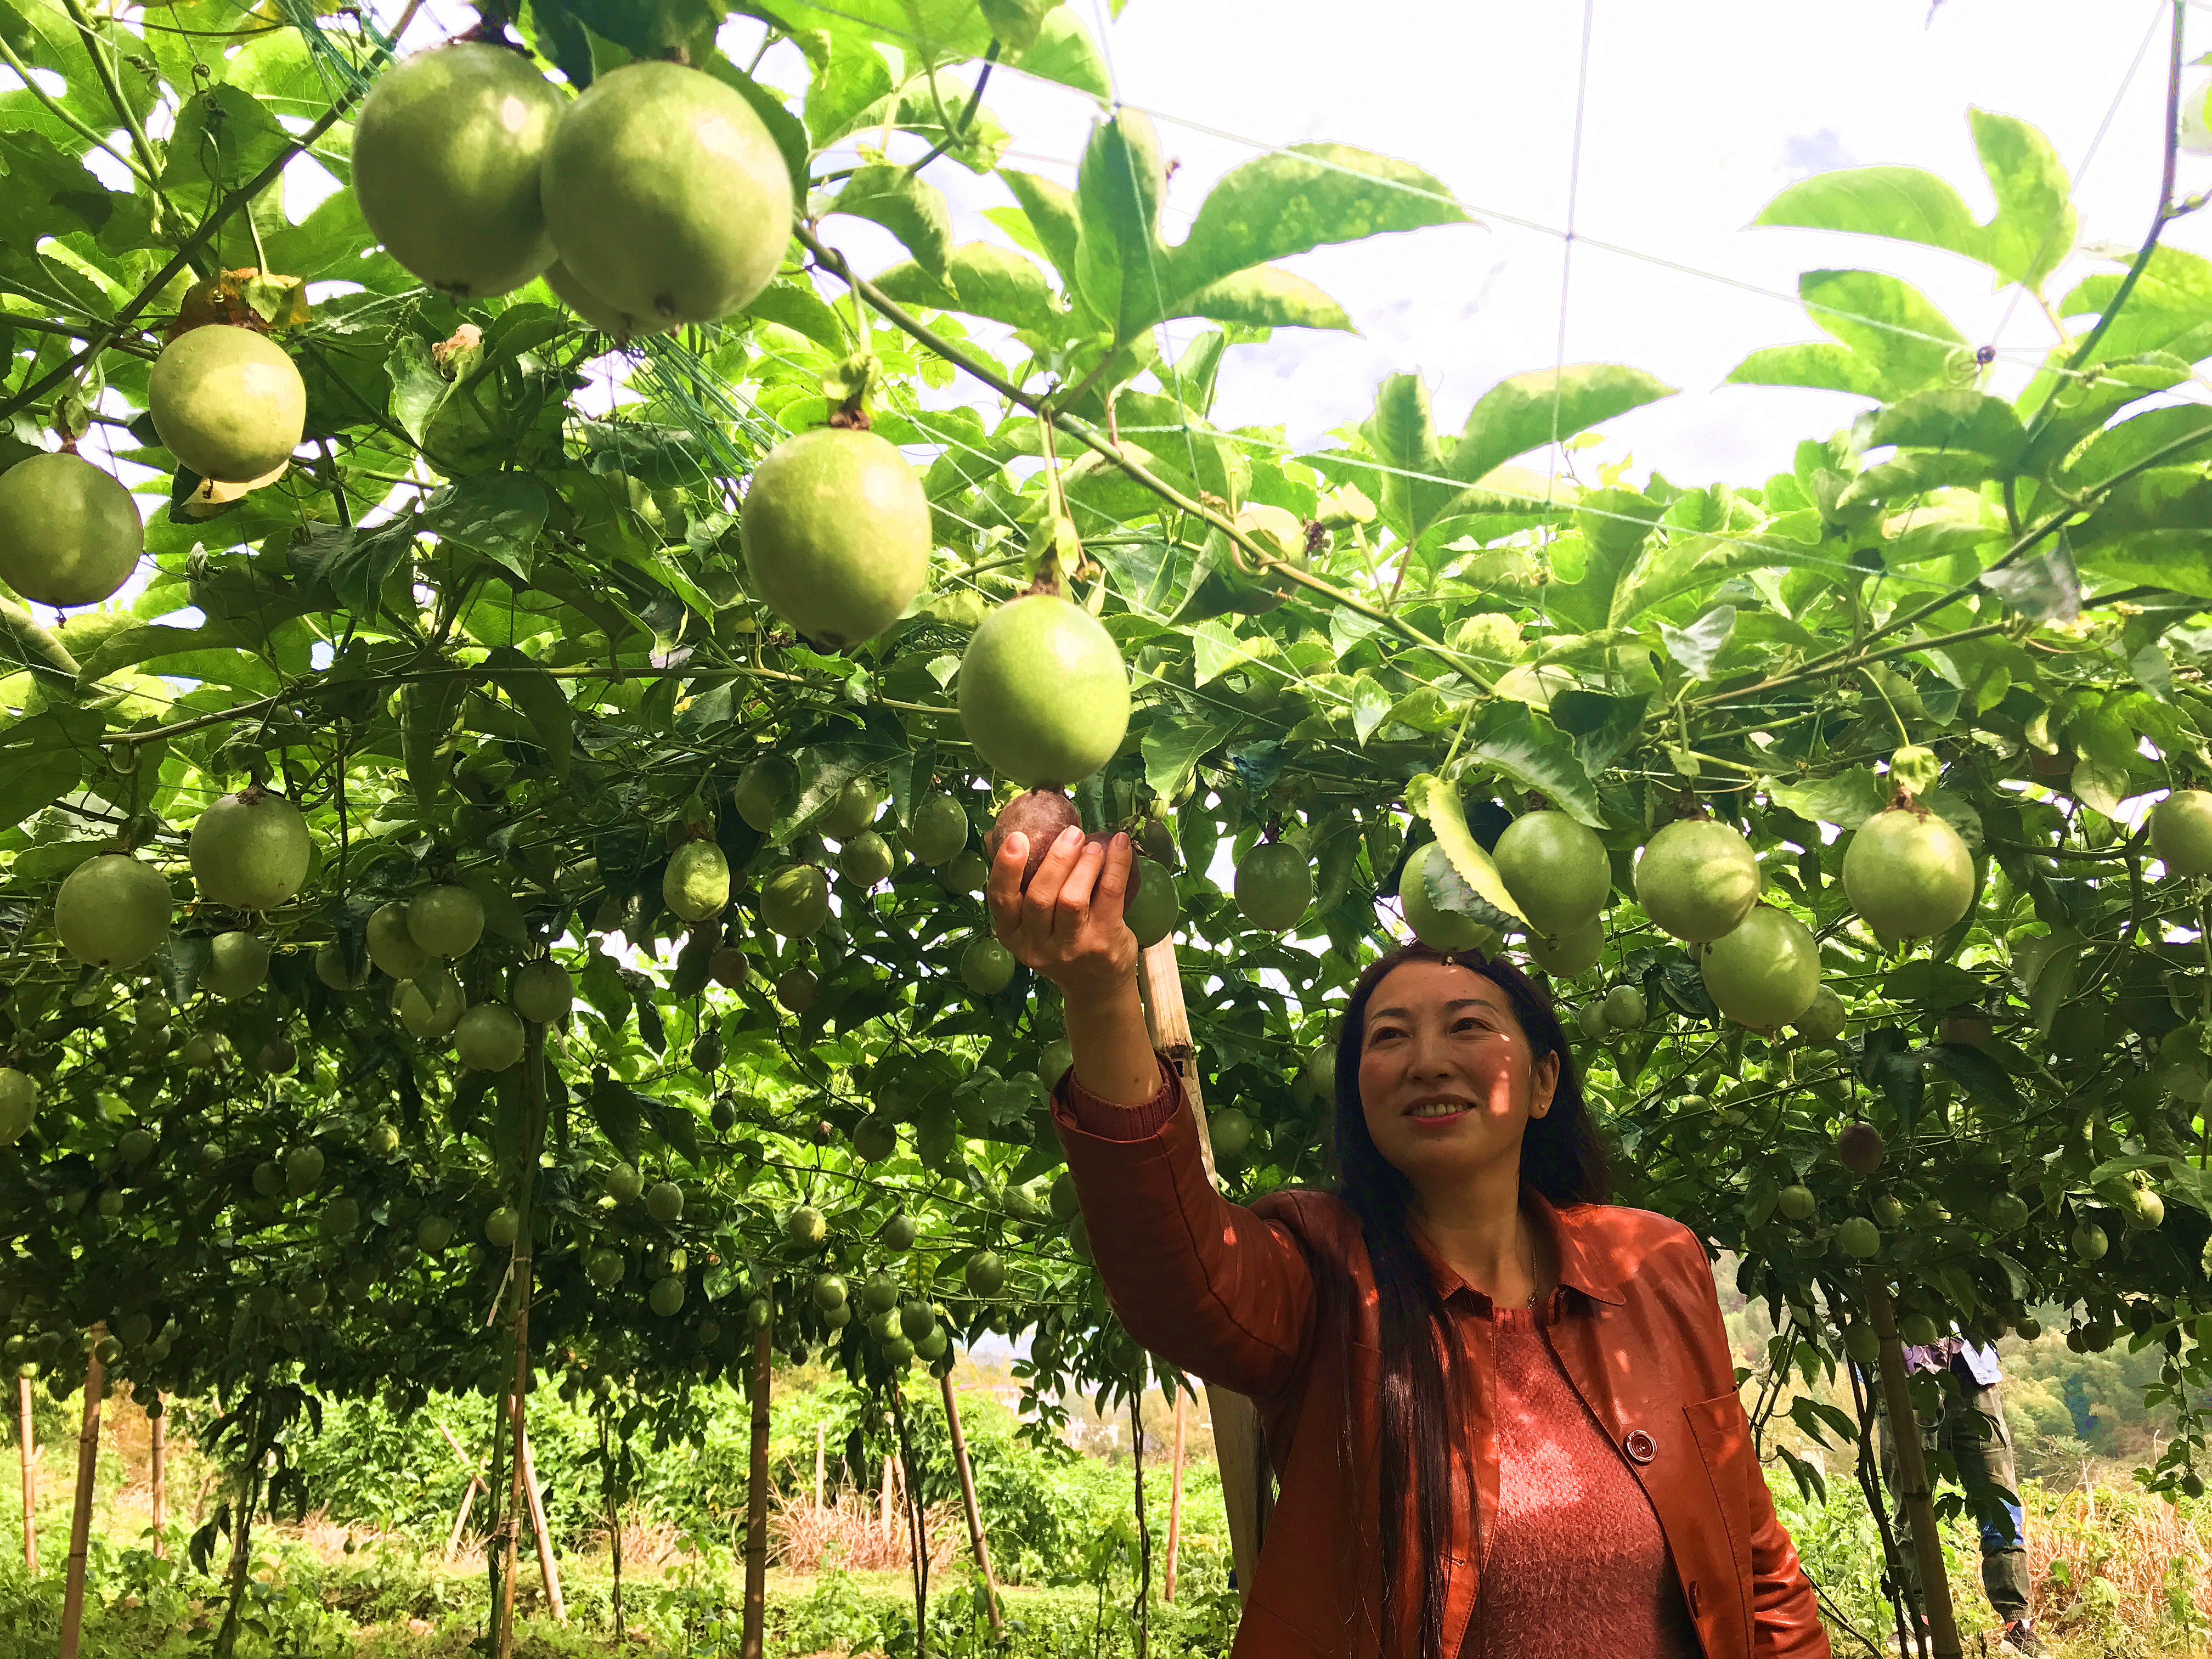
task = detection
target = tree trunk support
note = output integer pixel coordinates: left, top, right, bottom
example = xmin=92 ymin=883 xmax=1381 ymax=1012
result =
xmin=18 ymin=1373 xmax=35 ymax=1573
xmin=436 ymin=1419 xmax=487 ymax=1564
xmin=738 ymin=1303 xmax=773 ymax=1659
xmin=1863 ymin=1271 xmax=1962 ymax=1659
xmin=58 ymin=1333 xmax=104 ymax=1659
xmin=1164 ymin=1387 xmax=1187 ymax=1602
xmin=148 ymin=1394 xmax=165 ymax=1559
xmin=1137 ymin=936 xmax=1268 ymax=1600
xmin=496 ymin=1022 xmax=550 ymax=1659
xmin=940 ymin=1371 xmax=1001 ymax=1634
xmin=513 ymin=1401 xmax=565 ymax=1623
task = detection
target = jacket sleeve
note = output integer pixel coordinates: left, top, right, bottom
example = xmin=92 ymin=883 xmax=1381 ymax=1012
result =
xmin=1052 ymin=1056 xmax=1316 ymax=1402
xmin=1679 ymin=1242 xmax=1830 ymax=1658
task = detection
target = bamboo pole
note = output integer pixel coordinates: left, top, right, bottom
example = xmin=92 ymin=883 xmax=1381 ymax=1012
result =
xmin=815 ymin=1423 xmax=825 ymax=1510
xmin=882 ymin=1452 xmax=894 ymax=1533
xmin=495 ymin=1023 xmax=550 ymax=1659
xmin=18 ymin=1374 xmax=35 ymax=1573
xmin=514 ymin=1409 xmax=565 ymax=1623
xmin=940 ymin=1372 xmax=1001 ymax=1634
xmin=148 ymin=1395 xmax=165 ymax=1559
xmin=1136 ymin=935 xmax=1269 ymax=1600
xmin=1164 ymin=1388 xmax=1187 ymax=1602
xmin=738 ymin=1306 xmax=773 ymax=1659
xmin=1863 ymin=1272 xmax=1962 ymax=1659
xmin=58 ymin=1334 xmax=104 ymax=1659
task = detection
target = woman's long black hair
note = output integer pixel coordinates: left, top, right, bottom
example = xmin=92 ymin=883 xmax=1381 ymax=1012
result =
xmin=1323 ymin=943 xmax=1610 ymax=1659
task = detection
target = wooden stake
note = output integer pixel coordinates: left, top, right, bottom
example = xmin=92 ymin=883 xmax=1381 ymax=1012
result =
xmin=1136 ymin=936 xmax=1268 ymax=1601
xmin=18 ymin=1373 xmax=35 ymax=1574
xmin=940 ymin=1372 xmax=1001 ymax=1634
xmin=148 ymin=1395 xmax=165 ymax=1559
xmin=58 ymin=1335 xmax=104 ymax=1659
xmin=815 ymin=1422 xmax=825 ymax=1511
xmin=1164 ymin=1387 xmax=1187 ymax=1602
xmin=514 ymin=1408 xmax=565 ymax=1623
xmin=446 ymin=1475 xmax=482 ymax=1564
xmin=738 ymin=1306 xmax=773 ymax=1659
xmin=882 ymin=1452 xmax=894 ymax=1533
xmin=495 ymin=1024 xmax=550 ymax=1659
xmin=1863 ymin=1271 xmax=1963 ymax=1659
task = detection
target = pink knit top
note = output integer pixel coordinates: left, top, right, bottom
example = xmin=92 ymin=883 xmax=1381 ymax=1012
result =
xmin=1462 ymin=1303 xmax=1700 ymax=1658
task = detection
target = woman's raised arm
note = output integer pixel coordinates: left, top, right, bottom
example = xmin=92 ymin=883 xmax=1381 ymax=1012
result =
xmin=990 ymin=824 xmax=1318 ymax=1400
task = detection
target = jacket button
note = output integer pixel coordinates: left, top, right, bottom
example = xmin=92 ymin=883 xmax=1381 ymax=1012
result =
xmin=1623 ymin=1429 xmax=1657 ymax=1464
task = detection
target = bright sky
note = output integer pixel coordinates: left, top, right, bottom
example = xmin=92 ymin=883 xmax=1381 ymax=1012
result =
xmin=820 ymin=0 xmax=2212 ymax=488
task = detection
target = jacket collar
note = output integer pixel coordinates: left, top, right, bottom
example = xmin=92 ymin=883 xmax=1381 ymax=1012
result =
xmin=1412 ymin=1187 xmax=1627 ymax=1308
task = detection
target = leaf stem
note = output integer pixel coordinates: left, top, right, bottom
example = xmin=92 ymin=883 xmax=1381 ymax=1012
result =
xmin=58 ymin=0 xmax=165 ymax=199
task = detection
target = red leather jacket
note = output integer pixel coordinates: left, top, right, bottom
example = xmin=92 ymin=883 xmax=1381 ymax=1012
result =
xmin=1053 ymin=1062 xmax=1832 ymax=1659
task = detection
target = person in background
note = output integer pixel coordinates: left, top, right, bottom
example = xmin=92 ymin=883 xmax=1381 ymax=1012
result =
xmin=1879 ymin=1333 xmax=2042 ymax=1657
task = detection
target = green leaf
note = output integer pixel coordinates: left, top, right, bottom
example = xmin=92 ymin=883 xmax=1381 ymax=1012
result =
xmin=1926 ymin=1041 xmax=2025 ymax=1115
xmin=1451 ymin=365 xmax=1678 ymax=492
xmin=702 ymin=50 xmax=814 ymax=202
xmin=1765 ymin=770 xmax=1887 ymax=831
xmin=1881 ymin=961 xmax=1988 ymax=1009
xmin=803 ymin=38 xmax=896 ymax=147
xmin=1867 ymin=389 xmax=2027 ymax=464
xmin=872 ymin=242 xmax=1063 ymax=335
xmin=976 ymin=0 xmax=1049 ymax=50
xmin=1164 ymin=144 xmax=1468 ymax=317
xmin=820 ymin=165 xmax=952 ymax=279
xmin=71 ymin=621 xmax=245 ymax=690
xmin=0 ymin=741 xmax=78 ymax=832
xmin=1460 ymin=703 xmax=1603 ymax=828
xmin=1970 ymin=107 xmax=2076 ymax=290
xmin=1754 ymin=165 xmax=1986 ymax=267
xmin=0 ymin=596 xmax=80 ymax=695
xmin=399 ymin=672 xmax=469 ymax=814
xmin=1657 ymin=606 xmax=1735 ymax=680
xmin=1168 ymin=265 xmax=1351 ymax=332
xmin=1005 ymin=7 xmax=1109 ymax=98
xmin=1724 ymin=342 xmax=1890 ymax=397
xmin=1073 ymin=109 xmax=1169 ymax=337
xmin=1979 ymin=538 xmax=2080 ymax=624
xmin=1362 ymin=374 xmax=1457 ymax=544
xmin=2064 ymin=404 xmax=2212 ymax=488
xmin=1404 ymin=773 xmax=1527 ymax=929
xmin=1141 ymin=715 xmax=1233 ymax=800
xmin=424 ymin=474 xmax=548 ymax=585
xmin=484 ymin=646 xmax=574 ymax=782
xmin=162 ymin=84 xmax=290 ymax=191
xmin=996 ymin=170 xmax=1084 ymax=297
xmin=744 ymin=279 xmax=850 ymax=351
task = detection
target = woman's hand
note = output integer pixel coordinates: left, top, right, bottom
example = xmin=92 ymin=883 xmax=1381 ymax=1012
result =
xmin=988 ymin=824 xmax=1138 ymax=1007
xmin=990 ymin=825 xmax=1161 ymax=1105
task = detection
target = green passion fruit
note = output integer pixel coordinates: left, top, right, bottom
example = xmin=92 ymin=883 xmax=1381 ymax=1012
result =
xmin=734 ymin=753 xmax=798 ymax=831
xmin=539 ymin=60 xmax=794 ymax=328
xmin=1697 ymin=905 xmax=1818 ymax=1030
xmin=0 ymin=1069 xmax=37 ymax=1144
xmin=958 ymin=594 xmax=1130 ymax=787
xmin=189 ymin=788 xmax=311 ymax=911
xmin=350 ymin=41 xmax=565 ymax=298
xmin=1837 ymin=1217 xmax=1882 ymax=1259
xmin=819 ymin=777 xmax=884 ymax=840
xmin=1841 ymin=805 xmax=1973 ymax=940
xmin=961 ymin=937 xmax=1017 ymax=996
xmin=396 ymin=969 xmax=464 ymax=1039
xmin=1398 ymin=842 xmax=1497 ymax=953
xmin=56 ymin=854 xmax=171 ymax=968
xmin=1237 ymin=843 xmax=1312 ymax=932
xmin=1793 ymin=984 xmax=1847 ymax=1043
xmin=1524 ymin=915 xmax=1602 ymax=979
xmin=839 ymin=831 xmax=894 ymax=887
xmin=0 ymin=452 xmax=144 ymax=607
xmin=1492 ymin=810 xmax=1610 ymax=941
xmin=543 ymin=259 xmax=670 ymax=337
xmin=663 ymin=841 xmax=730 ymax=922
xmin=202 ymin=930 xmax=271 ymax=1001
xmin=315 ymin=943 xmax=368 ymax=990
xmin=775 ymin=966 xmax=817 ymax=1012
xmin=455 ymin=1003 xmax=525 ymax=1070
xmin=742 ymin=428 xmax=931 ymax=650
xmin=408 ymin=884 xmax=484 ymax=957
xmin=1635 ymin=818 xmax=1760 ymax=944
xmin=366 ymin=901 xmax=428 ymax=979
xmin=1210 ymin=504 xmax=1310 ymax=614
xmin=1124 ymin=857 xmax=1178 ymax=947
xmin=2152 ymin=788 xmax=2212 ymax=877
xmin=906 ymin=793 xmax=970 ymax=866
xmin=148 ymin=325 xmax=306 ymax=484
xmin=646 ymin=1180 xmax=684 ymax=1223
xmin=511 ymin=958 xmax=573 ymax=1023
xmin=759 ymin=864 xmax=830 ymax=938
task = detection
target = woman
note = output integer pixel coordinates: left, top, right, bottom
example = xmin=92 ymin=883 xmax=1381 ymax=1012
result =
xmin=989 ymin=823 xmax=1831 ymax=1659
